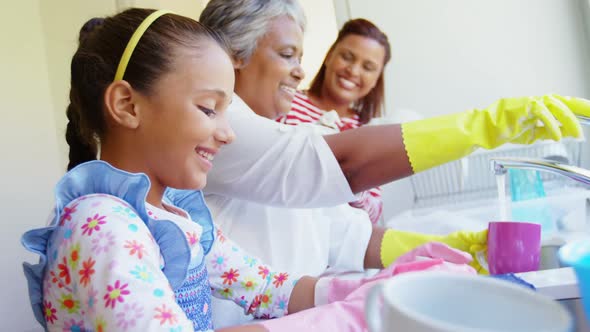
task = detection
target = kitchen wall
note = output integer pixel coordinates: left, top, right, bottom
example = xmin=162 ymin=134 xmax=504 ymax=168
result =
xmin=41 ymin=0 xmax=209 ymax=170
xmin=334 ymin=0 xmax=590 ymax=218
xmin=1 ymin=2 xmax=61 ymax=331
xmin=338 ymin=0 xmax=590 ymax=118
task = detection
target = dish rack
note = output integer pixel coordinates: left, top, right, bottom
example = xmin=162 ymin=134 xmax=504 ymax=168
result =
xmin=409 ymin=140 xmax=585 ymax=209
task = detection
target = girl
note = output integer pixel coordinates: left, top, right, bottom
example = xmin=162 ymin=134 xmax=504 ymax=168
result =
xmin=21 ymin=8 xmax=329 ymax=331
xmin=277 ymin=18 xmax=391 ymax=224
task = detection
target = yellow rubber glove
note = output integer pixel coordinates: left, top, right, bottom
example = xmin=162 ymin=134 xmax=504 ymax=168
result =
xmin=402 ymin=95 xmax=590 ymax=173
xmin=380 ymin=229 xmax=489 ymax=274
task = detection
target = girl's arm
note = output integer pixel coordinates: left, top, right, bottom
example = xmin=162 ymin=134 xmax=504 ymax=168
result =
xmin=206 ymin=227 xmax=318 ymax=319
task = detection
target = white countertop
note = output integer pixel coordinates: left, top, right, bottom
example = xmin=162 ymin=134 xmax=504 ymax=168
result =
xmin=517 ymin=267 xmax=580 ymax=300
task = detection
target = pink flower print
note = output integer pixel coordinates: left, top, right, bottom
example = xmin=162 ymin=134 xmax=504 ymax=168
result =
xmin=59 ymin=293 xmax=80 ymax=314
xmin=185 ymin=231 xmax=199 ymax=246
xmin=43 ymin=301 xmax=57 ymax=324
xmin=108 ymin=260 xmax=118 ymax=271
xmin=124 ymin=240 xmax=146 ymax=259
xmin=216 ymin=229 xmax=226 ymax=243
xmin=59 ymin=203 xmax=78 ymax=225
xmin=63 ymin=318 xmax=84 ymax=331
xmin=81 ymin=214 xmax=107 ymax=236
xmin=221 ymin=268 xmax=240 ymax=285
xmin=103 ymin=280 xmax=130 ymax=309
xmin=57 ymin=257 xmax=71 ymax=286
xmin=272 ymin=272 xmax=289 ymax=288
xmin=116 ymin=302 xmax=143 ymax=330
xmin=146 ymin=209 xmax=159 ymax=220
xmin=258 ymin=265 xmax=270 ymax=280
xmin=154 ymin=304 xmax=178 ymax=326
xmin=210 ymin=252 xmax=229 ymax=272
xmin=79 ymin=257 xmax=96 ymax=287
xmin=91 ymin=230 xmax=115 ymax=254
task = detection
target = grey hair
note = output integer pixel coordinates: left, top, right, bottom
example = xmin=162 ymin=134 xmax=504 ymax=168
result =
xmin=200 ymin=0 xmax=306 ymax=65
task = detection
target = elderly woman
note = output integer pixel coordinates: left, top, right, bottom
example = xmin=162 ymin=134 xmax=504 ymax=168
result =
xmin=199 ymin=0 xmax=590 ymax=328
xmin=200 ymin=0 xmax=587 ymax=208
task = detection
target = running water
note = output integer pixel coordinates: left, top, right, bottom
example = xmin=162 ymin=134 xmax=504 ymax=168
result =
xmin=496 ymin=173 xmax=511 ymax=221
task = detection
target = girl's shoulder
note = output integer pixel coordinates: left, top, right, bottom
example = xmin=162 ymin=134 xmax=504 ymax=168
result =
xmin=56 ymin=193 xmax=147 ymax=233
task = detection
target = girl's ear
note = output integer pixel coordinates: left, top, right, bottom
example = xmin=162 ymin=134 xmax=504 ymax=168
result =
xmin=104 ymin=80 xmax=140 ymax=129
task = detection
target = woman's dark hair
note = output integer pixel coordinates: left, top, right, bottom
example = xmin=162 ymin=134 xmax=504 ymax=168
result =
xmin=307 ymin=18 xmax=391 ymax=125
xmin=66 ymin=8 xmax=229 ymax=170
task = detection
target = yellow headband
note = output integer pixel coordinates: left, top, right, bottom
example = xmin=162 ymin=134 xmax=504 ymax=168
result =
xmin=114 ymin=10 xmax=173 ymax=81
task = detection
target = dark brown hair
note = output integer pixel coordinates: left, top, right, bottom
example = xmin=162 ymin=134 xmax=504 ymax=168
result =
xmin=308 ymin=18 xmax=391 ymax=125
xmin=66 ymin=8 xmax=229 ymax=170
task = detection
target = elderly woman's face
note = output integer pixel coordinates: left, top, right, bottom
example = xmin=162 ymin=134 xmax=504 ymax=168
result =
xmin=234 ymin=15 xmax=304 ymax=119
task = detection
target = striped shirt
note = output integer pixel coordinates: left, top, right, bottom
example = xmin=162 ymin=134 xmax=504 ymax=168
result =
xmin=277 ymin=91 xmax=383 ymax=224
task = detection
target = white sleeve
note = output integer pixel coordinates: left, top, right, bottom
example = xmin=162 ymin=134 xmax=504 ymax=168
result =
xmin=205 ymin=94 xmax=355 ymax=208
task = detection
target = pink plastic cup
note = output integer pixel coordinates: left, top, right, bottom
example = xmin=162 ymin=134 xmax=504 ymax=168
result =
xmin=487 ymin=221 xmax=541 ymax=275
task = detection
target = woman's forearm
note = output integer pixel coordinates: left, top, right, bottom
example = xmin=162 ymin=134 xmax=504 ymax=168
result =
xmin=363 ymin=226 xmax=387 ymax=269
xmin=324 ymin=124 xmax=413 ymax=194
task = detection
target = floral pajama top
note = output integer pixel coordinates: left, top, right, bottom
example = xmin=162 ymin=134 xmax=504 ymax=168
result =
xmin=22 ymin=161 xmax=298 ymax=331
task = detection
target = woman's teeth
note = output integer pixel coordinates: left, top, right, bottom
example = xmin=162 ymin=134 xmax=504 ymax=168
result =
xmin=280 ymin=85 xmax=296 ymax=94
xmin=197 ymin=150 xmax=214 ymax=161
xmin=338 ymin=77 xmax=356 ymax=89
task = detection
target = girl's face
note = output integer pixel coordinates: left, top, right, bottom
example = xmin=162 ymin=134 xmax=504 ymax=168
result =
xmin=322 ymin=34 xmax=386 ymax=106
xmin=133 ymin=41 xmax=235 ymax=192
xmin=234 ymin=15 xmax=304 ymax=119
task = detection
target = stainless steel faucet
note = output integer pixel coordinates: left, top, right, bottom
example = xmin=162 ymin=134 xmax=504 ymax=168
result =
xmin=491 ymin=157 xmax=590 ymax=186
xmin=490 ymin=115 xmax=590 ymax=185
xmin=576 ymin=114 xmax=590 ymax=126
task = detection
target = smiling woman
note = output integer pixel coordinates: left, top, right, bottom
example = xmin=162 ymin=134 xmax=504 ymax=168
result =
xmin=277 ymin=18 xmax=392 ymax=224
xmin=234 ymin=15 xmax=305 ymax=119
